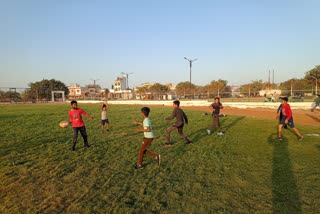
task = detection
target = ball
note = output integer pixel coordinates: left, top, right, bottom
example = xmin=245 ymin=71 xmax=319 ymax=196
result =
xmin=59 ymin=121 xmax=70 ymax=128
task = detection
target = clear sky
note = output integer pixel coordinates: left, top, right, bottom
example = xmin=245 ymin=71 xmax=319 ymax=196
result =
xmin=1 ymin=0 xmax=320 ymax=89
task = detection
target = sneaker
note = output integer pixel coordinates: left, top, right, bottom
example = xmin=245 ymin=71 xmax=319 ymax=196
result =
xmin=276 ymin=137 xmax=283 ymax=141
xmin=222 ymin=114 xmax=226 ymax=117
xmin=135 ymin=164 xmax=143 ymax=169
xmin=206 ymin=129 xmax=211 ymax=135
xmin=156 ymin=154 xmax=161 ymax=165
xmin=298 ymin=136 xmax=303 ymax=141
xmin=84 ymin=145 xmax=90 ymax=148
xmin=71 ymin=148 xmax=75 ymax=151
xmin=217 ymin=132 xmax=224 ymax=136
xmin=164 ymin=143 xmax=172 ymax=147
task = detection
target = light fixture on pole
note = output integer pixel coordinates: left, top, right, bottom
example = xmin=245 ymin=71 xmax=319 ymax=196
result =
xmin=184 ymin=57 xmax=198 ymax=96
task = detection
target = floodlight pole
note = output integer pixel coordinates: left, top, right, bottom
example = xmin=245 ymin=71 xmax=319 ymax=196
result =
xmin=121 ymin=72 xmax=133 ymax=89
xmin=184 ymin=57 xmax=198 ymax=98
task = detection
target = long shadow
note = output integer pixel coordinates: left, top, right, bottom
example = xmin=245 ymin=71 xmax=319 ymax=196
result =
xmin=268 ymin=134 xmax=302 ymax=214
xmin=222 ymin=116 xmax=246 ymax=132
xmin=306 ymin=114 xmax=320 ymax=123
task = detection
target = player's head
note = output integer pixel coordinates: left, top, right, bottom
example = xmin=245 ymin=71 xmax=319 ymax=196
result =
xmin=102 ymin=104 xmax=106 ymax=110
xmin=173 ymin=100 xmax=180 ymax=108
xmin=141 ymin=107 xmax=150 ymax=117
xmin=281 ymin=97 xmax=288 ymax=104
xmin=215 ymin=97 xmax=220 ymax=103
xmin=70 ymin=100 xmax=78 ymax=109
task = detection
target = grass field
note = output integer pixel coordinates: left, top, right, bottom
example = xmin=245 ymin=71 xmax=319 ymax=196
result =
xmin=0 ymin=104 xmax=320 ymax=213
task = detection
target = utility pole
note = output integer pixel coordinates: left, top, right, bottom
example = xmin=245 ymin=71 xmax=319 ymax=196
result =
xmin=120 ymin=72 xmax=133 ymax=89
xmin=184 ymin=57 xmax=198 ymax=98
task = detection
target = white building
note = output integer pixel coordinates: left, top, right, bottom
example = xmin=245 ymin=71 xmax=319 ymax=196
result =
xmin=114 ymin=76 xmax=127 ymax=91
xmin=68 ymin=84 xmax=82 ymax=98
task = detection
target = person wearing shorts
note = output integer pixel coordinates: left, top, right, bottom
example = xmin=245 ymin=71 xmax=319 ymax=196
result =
xmin=277 ymin=97 xmax=303 ymax=141
xmin=101 ymin=103 xmax=109 ymax=132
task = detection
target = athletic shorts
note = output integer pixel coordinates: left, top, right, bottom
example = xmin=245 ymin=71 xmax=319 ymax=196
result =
xmin=101 ymin=119 xmax=109 ymax=125
xmin=280 ymin=116 xmax=294 ymax=128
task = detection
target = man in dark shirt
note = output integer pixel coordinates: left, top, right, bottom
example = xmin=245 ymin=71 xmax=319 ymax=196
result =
xmin=164 ymin=100 xmax=192 ymax=146
xmin=207 ymin=97 xmax=225 ymax=136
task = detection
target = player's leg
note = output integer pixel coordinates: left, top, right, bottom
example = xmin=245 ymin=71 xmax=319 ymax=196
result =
xmin=106 ymin=119 xmax=110 ymax=131
xmin=79 ymin=126 xmax=89 ymax=147
xmin=177 ymin=126 xmax=192 ymax=144
xmin=101 ymin=120 xmax=105 ymax=131
xmin=277 ymin=124 xmax=283 ymax=140
xmin=71 ymin=127 xmax=79 ymax=150
xmin=207 ymin=116 xmax=215 ymax=135
xmin=165 ymin=125 xmax=176 ymax=145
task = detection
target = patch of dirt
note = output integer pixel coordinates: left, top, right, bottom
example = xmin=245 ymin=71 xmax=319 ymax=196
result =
xmin=182 ymin=106 xmax=320 ymax=127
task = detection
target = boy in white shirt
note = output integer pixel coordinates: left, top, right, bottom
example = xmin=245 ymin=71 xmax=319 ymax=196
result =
xmin=133 ymin=107 xmax=161 ymax=169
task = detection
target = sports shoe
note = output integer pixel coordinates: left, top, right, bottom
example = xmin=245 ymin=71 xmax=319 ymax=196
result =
xmin=221 ymin=114 xmax=226 ymax=117
xmin=164 ymin=143 xmax=172 ymax=147
xmin=276 ymin=137 xmax=283 ymax=141
xmin=206 ymin=129 xmax=211 ymax=135
xmin=135 ymin=164 xmax=143 ymax=169
xmin=156 ymin=154 xmax=161 ymax=165
xmin=84 ymin=145 xmax=90 ymax=148
xmin=298 ymin=136 xmax=303 ymax=141
xmin=71 ymin=148 xmax=75 ymax=151
xmin=217 ymin=132 xmax=224 ymax=136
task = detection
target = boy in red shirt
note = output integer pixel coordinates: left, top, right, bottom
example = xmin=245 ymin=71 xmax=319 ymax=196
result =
xmin=69 ymin=100 xmax=93 ymax=151
xmin=277 ymin=97 xmax=303 ymax=141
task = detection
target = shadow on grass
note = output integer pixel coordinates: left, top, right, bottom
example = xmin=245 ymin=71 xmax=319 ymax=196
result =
xmin=268 ymin=134 xmax=302 ymax=214
xmin=306 ymin=114 xmax=320 ymax=123
xmin=222 ymin=116 xmax=246 ymax=132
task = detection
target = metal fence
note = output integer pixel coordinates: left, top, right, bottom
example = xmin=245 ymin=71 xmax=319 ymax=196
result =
xmin=1 ymin=79 xmax=319 ymax=103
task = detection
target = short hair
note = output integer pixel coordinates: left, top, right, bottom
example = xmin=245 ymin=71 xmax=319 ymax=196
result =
xmin=281 ymin=97 xmax=288 ymax=102
xmin=102 ymin=104 xmax=106 ymax=107
xmin=173 ymin=100 xmax=180 ymax=107
xmin=215 ymin=97 xmax=220 ymax=101
xmin=71 ymin=100 xmax=77 ymax=105
xmin=141 ymin=107 xmax=150 ymax=117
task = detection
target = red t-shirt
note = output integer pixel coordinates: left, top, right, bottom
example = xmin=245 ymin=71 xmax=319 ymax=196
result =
xmin=69 ymin=108 xmax=88 ymax=127
xmin=281 ymin=104 xmax=292 ymax=120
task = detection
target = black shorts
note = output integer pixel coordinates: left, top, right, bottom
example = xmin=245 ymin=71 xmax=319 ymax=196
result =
xmin=101 ymin=119 xmax=109 ymax=125
xmin=280 ymin=116 xmax=294 ymax=128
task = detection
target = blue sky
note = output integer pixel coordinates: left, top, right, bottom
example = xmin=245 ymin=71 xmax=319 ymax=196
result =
xmin=1 ymin=0 xmax=320 ymax=89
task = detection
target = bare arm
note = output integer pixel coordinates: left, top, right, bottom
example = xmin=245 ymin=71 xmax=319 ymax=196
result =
xmin=135 ymin=126 xmax=151 ymax=132
xmin=132 ymin=120 xmax=143 ymax=126
xmin=183 ymin=111 xmax=188 ymax=124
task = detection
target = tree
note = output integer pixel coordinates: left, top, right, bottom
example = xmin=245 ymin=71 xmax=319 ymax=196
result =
xmin=149 ymin=83 xmax=169 ymax=96
xmin=204 ymin=79 xmax=232 ymax=98
xmin=304 ymin=65 xmax=320 ymax=81
xmin=28 ymin=79 xmax=69 ymax=101
xmin=239 ymin=80 xmax=268 ymax=96
xmin=175 ymin=81 xmax=196 ymax=97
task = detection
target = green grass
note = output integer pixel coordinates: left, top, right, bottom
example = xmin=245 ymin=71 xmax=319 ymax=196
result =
xmin=0 ymin=104 xmax=320 ymax=213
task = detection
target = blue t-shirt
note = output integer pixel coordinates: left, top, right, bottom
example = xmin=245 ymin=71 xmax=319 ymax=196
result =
xmin=143 ymin=117 xmax=154 ymax=138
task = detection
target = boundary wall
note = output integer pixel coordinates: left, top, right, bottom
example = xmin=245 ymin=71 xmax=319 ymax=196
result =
xmin=77 ymin=100 xmax=314 ymax=110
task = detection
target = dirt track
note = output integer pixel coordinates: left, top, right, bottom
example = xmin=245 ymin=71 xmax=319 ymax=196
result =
xmin=182 ymin=106 xmax=320 ymax=127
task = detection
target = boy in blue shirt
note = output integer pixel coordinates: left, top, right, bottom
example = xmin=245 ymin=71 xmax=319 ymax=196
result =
xmin=133 ymin=107 xmax=161 ymax=169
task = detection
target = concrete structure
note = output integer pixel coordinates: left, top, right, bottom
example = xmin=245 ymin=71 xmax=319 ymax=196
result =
xmin=68 ymin=84 xmax=82 ymax=98
xmin=114 ymin=76 xmax=127 ymax=91
xmin=51 ymin=91 xmax=65 ymax=102
xmin=259 ymin=89 xmax=281 ymax=97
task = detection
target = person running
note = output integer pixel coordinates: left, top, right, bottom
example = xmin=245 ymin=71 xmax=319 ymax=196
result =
xmin=133 ymin=107 xmax=161 ymax=169
xmin=101 ymin=102 xmax=110 ymax=132
xmin=69 ymin=100 xmax=93 ymax=151
xmin=164 ymin=100 xmax=192 ymax=146
xmin=311 ymin=94 xmax=320 ymax=112
xmin=277 ymin=97 xmax=303 ymax=141
xmin=277 ymin=101 xmax=287 ymax=129
xmin=207 ymin=97 xmax=226 ymax=135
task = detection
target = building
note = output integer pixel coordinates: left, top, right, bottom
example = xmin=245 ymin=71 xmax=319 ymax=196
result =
xmin=108 ymin=76 xmax=134 ymax=99
xmin=68 ymin=84 xmax=82 ymax=99
xmin=114 ymin=76 xmax=127 ymax=92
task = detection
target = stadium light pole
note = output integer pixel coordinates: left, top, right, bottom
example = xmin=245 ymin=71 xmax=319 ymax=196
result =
xmin=184 ymin=57 xmax=198 ymax=98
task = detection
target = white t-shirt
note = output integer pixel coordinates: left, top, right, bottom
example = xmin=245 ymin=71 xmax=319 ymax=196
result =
xmin=143 ymin=117 xmax=154 ymax=138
